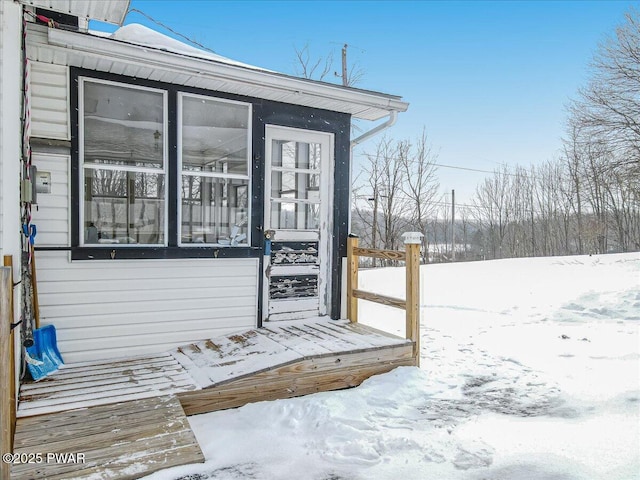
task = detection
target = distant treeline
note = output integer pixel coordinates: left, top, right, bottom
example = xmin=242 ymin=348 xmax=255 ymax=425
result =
xmin=352 ymin=10 xmax=639 ymax=263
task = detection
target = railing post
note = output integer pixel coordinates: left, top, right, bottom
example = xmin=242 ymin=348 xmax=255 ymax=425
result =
xmin=1 ymin=266 xmax=13 ymax=480
xmin=347 ymin=235 xmax=359 ymax=323
xmin=402 ymin=232 xmax=423 ymax=367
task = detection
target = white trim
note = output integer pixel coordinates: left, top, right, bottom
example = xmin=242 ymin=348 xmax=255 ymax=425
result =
xmin=78 ymin=76 xmax=169 ymax=247
xmin=264 ymin=126 xmax=334 ymax=320
xmin=177 ymin=92 xmax=252 ymax=248
xmin=44 ymin=27 xmax=408 ymax=122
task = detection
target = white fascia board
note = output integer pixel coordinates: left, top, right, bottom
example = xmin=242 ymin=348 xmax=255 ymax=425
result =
xmin=47 ymin=28 xmax=409 ymax=120
xmin=19 ymin=0 xmax=130 ymax=25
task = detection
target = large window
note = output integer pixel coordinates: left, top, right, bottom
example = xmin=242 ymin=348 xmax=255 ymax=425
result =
xmin=78 ymin=77 xmax=252 ymax=250
xmin=179 ymin=94 xmax=251 ymax=245
xmin=80 ymin=79 xmax=167 ymax=245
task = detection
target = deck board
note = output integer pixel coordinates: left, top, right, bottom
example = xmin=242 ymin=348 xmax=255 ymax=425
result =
xmin=172 ymin=327 xmax=304 ymax=388
xmin=12 ymin=395 xmax=204 ymax=480
xmin=17 ymin=352 xmax=199 ymax=418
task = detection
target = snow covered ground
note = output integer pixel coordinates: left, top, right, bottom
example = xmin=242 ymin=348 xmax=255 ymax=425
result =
xmin=142 ymin=253 xmax=640 ymax=480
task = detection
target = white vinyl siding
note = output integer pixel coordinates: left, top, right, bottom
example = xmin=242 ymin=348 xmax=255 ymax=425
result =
xmin=31 ymin=152 xmax=69 ymax=246
xmin=35 ymin=252 xmax=259 ymax=363
xmin=30 ymin=61 xmax=69 ymax=140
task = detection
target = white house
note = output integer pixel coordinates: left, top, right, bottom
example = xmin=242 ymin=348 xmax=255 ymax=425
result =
xmin=1 ymin=0 xmax=408 ymax=365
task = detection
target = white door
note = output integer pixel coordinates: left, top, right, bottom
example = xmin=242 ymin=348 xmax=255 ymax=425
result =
xmin=263 ymin=126 xmax=334 ymax=321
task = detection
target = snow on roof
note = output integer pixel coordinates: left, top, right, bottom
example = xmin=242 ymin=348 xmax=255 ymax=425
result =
xmin=39 ymin=22 xmax=408 ymax=120
xmin=108 ymin=23 xmax=268 ymax=72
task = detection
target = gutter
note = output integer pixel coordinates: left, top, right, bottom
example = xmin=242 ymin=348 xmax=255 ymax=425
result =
xmin=350 ymin=111 xmax=398 ymax=149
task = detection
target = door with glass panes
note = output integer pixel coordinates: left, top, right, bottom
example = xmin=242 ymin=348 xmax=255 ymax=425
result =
xmin=263 ymin=126 xmax=333 ymax=321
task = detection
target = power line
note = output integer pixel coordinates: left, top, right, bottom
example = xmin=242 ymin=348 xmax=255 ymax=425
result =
xmin=126 ymin=8 xmax=218 ymax=55
xmin=432 ymin=162 xmax=505 ymax=175
xmin=358 ymin=152 xmax=546 ymax=180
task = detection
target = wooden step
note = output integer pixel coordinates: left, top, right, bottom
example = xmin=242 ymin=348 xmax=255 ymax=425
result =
xmin=12 ymin=395 xmax=204 ymax=480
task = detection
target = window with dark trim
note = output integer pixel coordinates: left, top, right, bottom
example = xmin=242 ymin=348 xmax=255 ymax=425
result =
xmin=178 ymin=93 xmax=251 ymax=246
xmin=80 ymin=78 xmax=168 ymax=246
xmin=77 ymin=76 xmax=252 ymax=254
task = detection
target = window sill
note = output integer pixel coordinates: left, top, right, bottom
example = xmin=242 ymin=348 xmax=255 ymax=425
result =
xmin=69 ymin=246 xmax=262 ymax=261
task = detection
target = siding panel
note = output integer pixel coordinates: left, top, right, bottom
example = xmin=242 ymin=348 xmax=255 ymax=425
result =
xmin=36 ymin=252 xmax=259 ymax=363
xmin=30 ymin=61 xmax=69 ymax=140
xmin=45 ymin=306 xmax=256 ymax=329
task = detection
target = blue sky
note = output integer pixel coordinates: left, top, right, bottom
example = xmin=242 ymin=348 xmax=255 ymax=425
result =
xmin=102 ymin=0 xmax=637 ymax=203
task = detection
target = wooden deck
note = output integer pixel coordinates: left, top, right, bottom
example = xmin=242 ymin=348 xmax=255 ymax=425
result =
xmin=13 ymin=319 xmax=414 ymax=479
xmin=12 ymin=395 xmax=204 ymax=480
xmin=18 ymin=352 xmax=199 ymax=418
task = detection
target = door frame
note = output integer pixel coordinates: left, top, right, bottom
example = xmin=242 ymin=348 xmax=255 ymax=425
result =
xmin=263 ymin=125 xmax=335 ymax=321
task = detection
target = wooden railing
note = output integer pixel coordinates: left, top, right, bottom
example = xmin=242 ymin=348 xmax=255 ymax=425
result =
xmin=1 ymin=263 xmax=14 ymax=479
xmin=346 ymin=232 xmax=422 ymax=366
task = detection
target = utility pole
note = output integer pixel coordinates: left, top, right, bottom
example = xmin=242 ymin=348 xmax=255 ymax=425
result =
xmin=451 ymin=189 xmax=456 ymax=261
xmin=370 ymin=191 xmax=378 ymax=267
xmin=341 ymin=44 xmax=348 ymax=86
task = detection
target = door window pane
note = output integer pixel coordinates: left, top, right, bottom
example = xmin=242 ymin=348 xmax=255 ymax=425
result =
xmin=84 ymin=168 xmax=165 ymax=244
xmin=83 ymin=82 xmax=165 ymax=169
xmin=270 ymin=202 xmax=319 ymax=230
xmin=271 ymin=141 xmax=321 ymax=170
xmin=271 ymin=171 xmax=320 ymax=201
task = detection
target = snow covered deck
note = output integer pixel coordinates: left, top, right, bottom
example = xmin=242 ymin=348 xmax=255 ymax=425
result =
xmin=175 ymin=320 xmax=415 ymax=415
xmin=13 ymin=319 xmax=414 ymax=479
xmin=12 ymin=395 xmax=204 ymax=480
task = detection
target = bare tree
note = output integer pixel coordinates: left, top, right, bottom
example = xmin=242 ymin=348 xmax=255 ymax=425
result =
xmin=293 ymin=43 xmax=364 ymax=87
xmin=570 ymin=10 xmax=640 ymax=193
xmin=293 ymin=43 xmax=333 ymax=81
xmin=399 ymin=129 xmax=440 ymax=262
xmin=472 ymin=166 xmax=512 ymax=258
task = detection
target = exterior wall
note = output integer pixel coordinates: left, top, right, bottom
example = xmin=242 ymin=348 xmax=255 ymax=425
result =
xmin=34 ymin=251 xmax=258 ymax=363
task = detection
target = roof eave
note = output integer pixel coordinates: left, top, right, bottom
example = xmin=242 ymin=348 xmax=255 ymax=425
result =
xmin=46 ymin=28 xmax=409 ymax=121
xmin=18 ymin=0 xmax=130 ymax=25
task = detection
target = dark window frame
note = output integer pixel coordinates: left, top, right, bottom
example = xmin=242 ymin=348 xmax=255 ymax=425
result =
xmin=70 ymin=68 xmax=260 ymax=260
